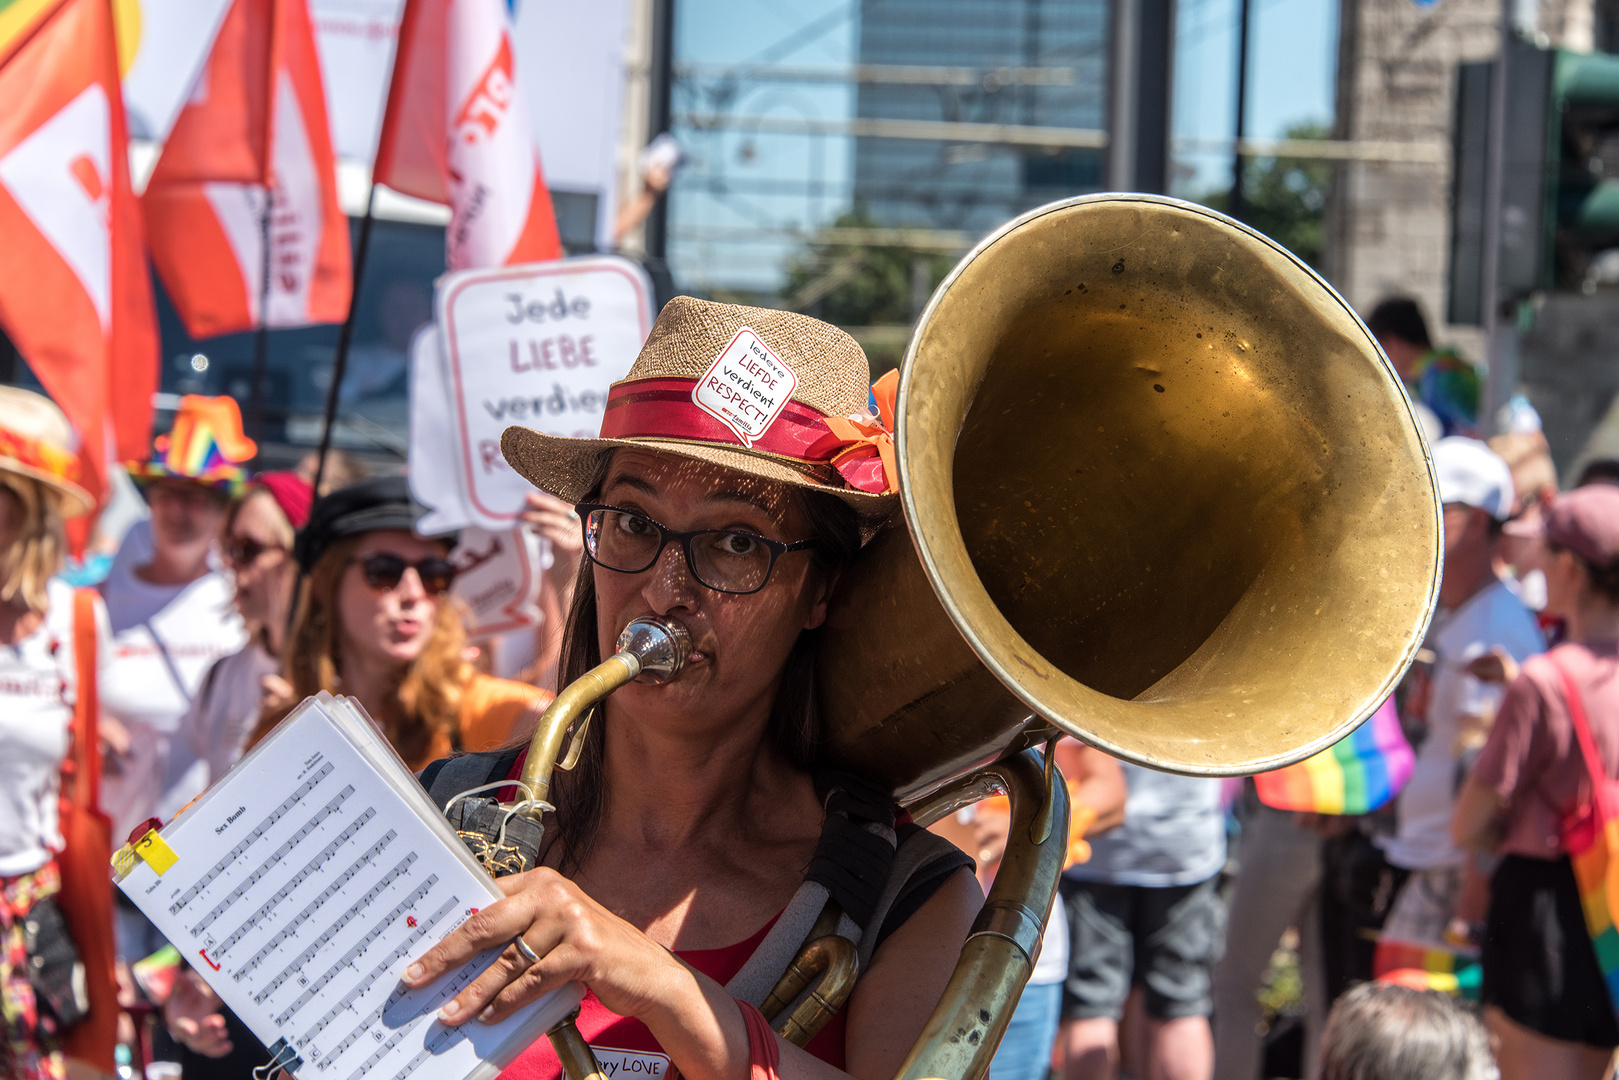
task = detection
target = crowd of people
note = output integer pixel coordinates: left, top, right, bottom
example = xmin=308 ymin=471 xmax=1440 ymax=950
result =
xmin=0 ymin=293 xmax=1614 ymax=1080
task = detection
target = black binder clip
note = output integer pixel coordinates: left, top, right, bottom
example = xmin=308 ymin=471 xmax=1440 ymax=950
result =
xmin=253 ymin=1037 xmax=303 ymax=1080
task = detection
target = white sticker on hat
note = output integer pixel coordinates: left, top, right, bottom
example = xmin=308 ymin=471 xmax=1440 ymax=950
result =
xmin=692 ymin=327 xmax=799 ymax=447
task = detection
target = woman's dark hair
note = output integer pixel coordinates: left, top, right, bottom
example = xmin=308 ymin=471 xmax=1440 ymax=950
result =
xmin=543 ymin=455 xmax=863 ymax=872
xmin=1365 ymin=297 xmax=1432 ymax=351
xmin=1576 ymin=457 xmax=1619 ymax=489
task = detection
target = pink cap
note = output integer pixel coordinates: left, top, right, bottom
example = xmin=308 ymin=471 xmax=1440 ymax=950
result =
xmin=1544 ymin=485 xmax=1619 ymax=566
xmin=254 ymin=470 xmax=314 ymax=529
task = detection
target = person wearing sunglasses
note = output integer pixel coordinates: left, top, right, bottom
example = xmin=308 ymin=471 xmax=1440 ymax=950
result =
xmin=403 ymin=299 xmax=980 ymax=1080
xmin=245 ymin=476 xmax=551 ymax=771
xmin=161 ymin=472 xmax=311 ymax=1076
xmin=165 ymin=472 xmax=309 ymax=796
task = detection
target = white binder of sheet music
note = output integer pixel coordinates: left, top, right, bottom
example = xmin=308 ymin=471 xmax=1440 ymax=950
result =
xmin=115 ymin=692 xmax=582 ymax=1080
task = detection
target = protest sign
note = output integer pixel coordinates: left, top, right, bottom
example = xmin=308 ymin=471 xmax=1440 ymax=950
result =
xmin=408 ymin=326 xmax=542 ymax=640
xmin=433 ymin=254 xmax=653 ymax=532
xmin=450 ymin=524 xmax=545 ymax=639
xmin=407 ymin=325 xmax=471 ymax=533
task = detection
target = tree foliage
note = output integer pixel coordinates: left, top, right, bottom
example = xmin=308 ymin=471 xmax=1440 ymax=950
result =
xmin=782 ymin=207 xmax=956 ymax=327
xmin=1201 ymin=121 xmax=1332 ymax=269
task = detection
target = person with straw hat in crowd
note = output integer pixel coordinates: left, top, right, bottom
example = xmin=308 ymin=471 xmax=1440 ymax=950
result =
xmin=400 ymin=297 xmax=980 ymax=1080
xmin=0 ymin=388 xmax=111 ymax=1080
xmin=99 ymin=396 xmax=251 ymax=964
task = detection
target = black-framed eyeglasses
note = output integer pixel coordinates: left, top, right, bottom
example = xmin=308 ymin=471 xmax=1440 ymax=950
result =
xmin=576 ymin=504 xmax=816 ymax=595
xmin=225 ymin=536 xmax=286 ymax=569
xmin=350 ymin=553 xmax=458 ymax=595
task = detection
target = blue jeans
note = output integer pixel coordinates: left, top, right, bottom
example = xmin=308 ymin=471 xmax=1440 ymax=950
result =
xmin=989 ymin=981 xmax=1062 ymax=1080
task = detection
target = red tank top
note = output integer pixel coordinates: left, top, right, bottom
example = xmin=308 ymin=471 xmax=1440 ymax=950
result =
xmin=496 ymin=915 xmax=847 ymax=1079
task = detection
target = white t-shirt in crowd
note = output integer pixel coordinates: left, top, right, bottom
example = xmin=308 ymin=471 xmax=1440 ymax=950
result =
xmin=98 ymin=562 xmax=245 ymax=840
xmin=1382 ymin=577 xmax=1543 ymax=871
xmin=1029 ymin=896 xmax=1070 ymax=986
xmin=0 ymin=579 xmax=109 ymax=877
xmin=174 ymin=641 xmax=279 ymax=790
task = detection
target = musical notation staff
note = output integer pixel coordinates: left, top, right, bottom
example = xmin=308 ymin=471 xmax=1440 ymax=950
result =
xmin=344 ymin=1017 xmax=416 ymax=1079
xmin=215 ymin=809 xmax=379 ymax=959
xmin=343 ymin=955 xmax=491 ymax=1080
xmin=275 ymin=875 xmax=441 ymax=1027
xmin=233 ymin=811 xmax=382 ymax=996
xmin=233 ymin=835 xmax=403 ymax=981
xmin=188 ymin=787 xmax=358 ymax=937
xmin=295 ymin=895 xmax=462 ymax=1055
xmin=169 ymin=761 xmax=335 ymax=915
xmin=387 ymin=1022 xmax=470 ymax=1080
xmin=115 ymin=693 xmax=582 ymax=1080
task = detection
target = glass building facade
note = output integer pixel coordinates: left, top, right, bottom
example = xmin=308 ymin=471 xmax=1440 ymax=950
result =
xmin=663 ymin=0 xmax=1111 ymax=370
xmin=851 ymin=0 xmax=1107 ymax=234
xmin=1 ymin=0 xmax=1336 ymax=455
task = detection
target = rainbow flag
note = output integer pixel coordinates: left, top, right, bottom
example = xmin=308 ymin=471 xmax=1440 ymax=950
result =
xmin=1254 ymin=696 xmax=1414 ymax=815
xmin=1379 ymin=958 xmax=1483 ymax=1003
xmin=1546 ymin=658 xmax=1619 ymax=1019
xmin=1570 ymin=820 xmax=1619 ymax=1015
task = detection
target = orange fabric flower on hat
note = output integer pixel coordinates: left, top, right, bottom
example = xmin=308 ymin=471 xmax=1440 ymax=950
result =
xmin=816 ymin=369 xmax=900 ymax=495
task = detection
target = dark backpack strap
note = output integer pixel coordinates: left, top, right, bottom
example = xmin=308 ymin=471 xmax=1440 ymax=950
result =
xmin=418 ymin=749 xmax=521 ymax=810
xmin=870 ymin=823 xmax=974 ymax=951
xmin=806 ymin=768 xmax=899 ymax=931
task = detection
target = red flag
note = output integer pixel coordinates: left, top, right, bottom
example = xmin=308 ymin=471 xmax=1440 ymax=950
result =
xmin=0 ymin=0 xmax=158 ymax=503
xmin=142 ymin=0 xmax=351 ymax=338
xmin=374 ymin=0 xmax=561 ymax=270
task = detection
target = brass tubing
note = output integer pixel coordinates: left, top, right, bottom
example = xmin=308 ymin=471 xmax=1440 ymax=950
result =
xmin=515 ymin=654 xmax=640 ymax=817
xmin=548 ymin=1011 xmax=608 ymax=1080
xmin=892 ymin=749 xmax=1069 ymax=1080
xmin=760 ymin=935 xmax=860 ymax=1046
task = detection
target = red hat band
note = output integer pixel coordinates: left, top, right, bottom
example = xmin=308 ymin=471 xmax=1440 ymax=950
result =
xmin=598 ymin=373 xmax=899 ymax=496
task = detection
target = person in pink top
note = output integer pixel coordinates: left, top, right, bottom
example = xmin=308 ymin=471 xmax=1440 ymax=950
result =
xmin=404 ymin=299 xmax=981 ymax=1080
xmin=1455 ymin=483 xmax=1619 ymax=1080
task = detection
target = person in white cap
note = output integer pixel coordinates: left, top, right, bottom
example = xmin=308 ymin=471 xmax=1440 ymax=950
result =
xmin=1374 ymin=437 xmax=1544 ymax=969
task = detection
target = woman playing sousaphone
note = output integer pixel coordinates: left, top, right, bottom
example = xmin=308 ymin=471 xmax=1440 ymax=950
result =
xmin=404 ymin=299 xmax=991 ymax=1080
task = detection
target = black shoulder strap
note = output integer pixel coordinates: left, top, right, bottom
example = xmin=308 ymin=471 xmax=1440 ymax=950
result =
xmin=805 ymin=768 xmax=899 ymax=931
xmin=870 ymin=823 xmax=974 ymax=951
xmin=418 ymin=749 xmax=521 ymax=809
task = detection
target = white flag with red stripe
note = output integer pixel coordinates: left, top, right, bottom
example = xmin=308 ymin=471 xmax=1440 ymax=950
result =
xmin=374 ymin=0 xmax=562 ymax=270
xmin=142 ymin=0 xmax=351 ymax=338
xmin=0 ymin=0 xmax=159 ymax=503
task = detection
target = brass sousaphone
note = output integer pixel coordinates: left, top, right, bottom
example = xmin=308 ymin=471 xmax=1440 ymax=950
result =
xmin=506 ymin=193 xmax=1442 ymax=1080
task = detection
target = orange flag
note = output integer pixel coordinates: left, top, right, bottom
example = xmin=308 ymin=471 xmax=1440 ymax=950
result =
xmin=0 ymin=0 xmax=159 ymax=504
xmin=374 ymin=0 xmax=561 ymax=270
xmin=142 ymin=0 xmax=351 ymax=338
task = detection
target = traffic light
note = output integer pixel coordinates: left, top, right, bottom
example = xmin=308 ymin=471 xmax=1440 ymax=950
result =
xmin=1448 ymin=40 xmax=1619 ymax=322
xmin=1550 ymin=48 xmax=1619 ymax=285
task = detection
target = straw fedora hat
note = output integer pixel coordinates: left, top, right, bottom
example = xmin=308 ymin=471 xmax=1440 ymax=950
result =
xmin=0 ymin=387 xmax=94 ymax=518
xmin=501 ymin=297 xmax=900 ymax=522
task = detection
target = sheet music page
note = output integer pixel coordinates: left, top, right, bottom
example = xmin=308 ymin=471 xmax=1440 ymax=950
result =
xmin=116 ymin=695 xmax=581 ymax=1080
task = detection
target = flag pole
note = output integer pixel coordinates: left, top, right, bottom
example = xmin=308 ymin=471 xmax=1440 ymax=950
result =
xmin=312 ymin=182 xmax=377 ymax=496
xmin=249 ymin=191 xmax=273 ymax=452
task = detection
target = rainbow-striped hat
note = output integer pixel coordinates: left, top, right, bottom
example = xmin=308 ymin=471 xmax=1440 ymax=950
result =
xmin=127 ymin=395 xmax=257 ymax=492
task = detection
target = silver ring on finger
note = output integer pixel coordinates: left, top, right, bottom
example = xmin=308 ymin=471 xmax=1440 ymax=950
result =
xmin=566 ymin=510 xmax=580 ymax=523
xmin=513 ymin=936 xmax=541 ymax=967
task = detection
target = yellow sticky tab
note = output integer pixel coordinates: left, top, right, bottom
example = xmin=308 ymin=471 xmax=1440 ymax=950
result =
xmin=134 ymin=831 xmax=178 ymax=875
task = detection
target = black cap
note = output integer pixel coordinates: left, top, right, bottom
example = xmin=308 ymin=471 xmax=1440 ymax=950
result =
xmin=293 ymin=475 xmax=456 ymax=572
